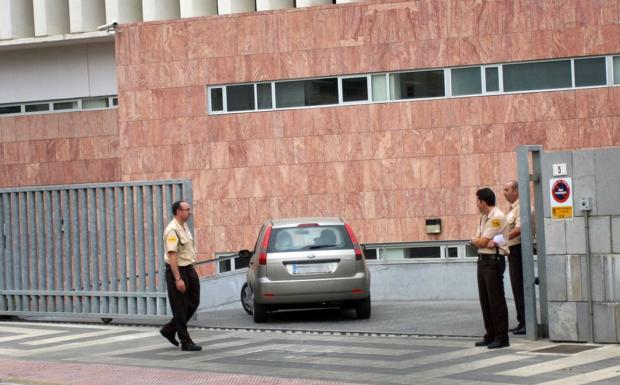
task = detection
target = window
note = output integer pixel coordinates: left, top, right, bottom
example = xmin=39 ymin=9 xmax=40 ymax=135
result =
xmin=451 ymin=67 xmax=482 ymax=96
xmin=612 ymin=56 xmax=620 ymax=85
xmin=0 ymin=105 xmax=21 ymax=115
xmin=53 ymin=101 xmax=78 ymax=111
xmin=363 ymin=241 xmax=473 ymax=260
xmin=25 ymin=103 xmax=49 ymax=112
xmin=342 ymin=77 xmax=368 ymax=102
xmin=485 ymin=67 xmax=499 ymax=92
xmin=210 ymin=88 xmax=223 ymax=112
xmin=371 ymin=74 xmax=388 ymax=101
xmin=257 ymin=83 xmax=272 ymax=109
xmin=227 ymin=84 xmax=254 ymax=112
xmin=503 ymin=60 xmax=571 ymax=92
xmin=574 ymin=57 xmax=606 ymax=87
xmin=389 ymin=70 xmax=445 ymax=100
xmin=275 ymin=78 xmax=338 ymax=108
xmin=112 ymin=97 xmax=118 ymax=106
xmin=268 ymin=225 xmax=352 ymax=252
xmin=82 ymin=98 xmax=109 ymax=110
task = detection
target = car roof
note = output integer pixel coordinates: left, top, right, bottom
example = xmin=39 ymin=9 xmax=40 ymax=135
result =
xmin=269 ymin=217 xmax=344 ymax=228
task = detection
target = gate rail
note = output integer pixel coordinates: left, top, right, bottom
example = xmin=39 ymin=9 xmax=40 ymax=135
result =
xmin=0 ymin=179 xmax=192 ymax=320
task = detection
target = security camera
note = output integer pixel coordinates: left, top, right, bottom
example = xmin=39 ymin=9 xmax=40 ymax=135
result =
xmin=97 ymin=21 xmax=118 ymax=32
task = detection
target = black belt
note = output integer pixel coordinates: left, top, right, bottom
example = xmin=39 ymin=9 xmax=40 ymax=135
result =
xmin=477 ymin=253 xmax=503 ymax=259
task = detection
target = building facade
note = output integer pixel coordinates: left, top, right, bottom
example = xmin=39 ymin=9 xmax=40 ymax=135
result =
xmin=1 ymin=0 xmax=620 ymax=276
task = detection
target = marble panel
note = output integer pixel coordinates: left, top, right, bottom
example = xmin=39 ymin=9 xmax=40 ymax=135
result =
xmin=473 ymin=124 xmax=506 ymax=154
xmin=459 ymin=37 xmax=482 ymax=65
xmin=552 ymin=27 xmax=585 ymax=58
xmin=478 ymin=153 xmax=499 ymax=186
xmin=510 ymin=32 xmax=533 ymax=61
xmin=345 ymin=192 xmax=365 ymax=220
xmin=440 ymin=155 xmax=461 ymax=188
xmin=289 ymin=164 xmax=310 ymax=193
xmin=579 ymin=117 xmax=615 ymax=148
xmin=375 ymin=190 xmax=396 ymax=218
xmin=138 ymin=24 xmax=164 ymax=64
xmin=187 ymin=18 xmax=238 ymax=59
xmin=323 ymin=162 xmax=346 ymax=194
xmin=313 ymin=7 xmax=343 ymax=49
xmin=459 ymin=154 xmax=480 ymax=187
xmin=381 ymin=158 xmax=401 ymax=190
xmin=575 ymin=0 xmax=618 ymax=27
xmin=362 ymin=159 xmax=383 ymax=192
xmin=614 ymin=117 xmax=620 ymax=146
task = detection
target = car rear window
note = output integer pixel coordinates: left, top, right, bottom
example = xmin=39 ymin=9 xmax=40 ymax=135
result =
xmin=268 ymin=225 xmax=353 ymax=252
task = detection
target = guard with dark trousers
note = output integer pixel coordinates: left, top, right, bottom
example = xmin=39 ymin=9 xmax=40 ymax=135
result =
xmin=160 ymin=200 xmax=202 ymax=352
xmin=504 ymin=181 xmax=526 ymax=335
xmin=471 ymin=188 xmax=510 ymax=349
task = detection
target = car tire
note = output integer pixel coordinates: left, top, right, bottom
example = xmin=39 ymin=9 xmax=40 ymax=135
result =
xmin=355 ymin=296 xmax=371 ymax=319
xmin=240 ymin=282 xmax=253 ymax=315
xmin=253 ymin=299 xmax=268 ymax=323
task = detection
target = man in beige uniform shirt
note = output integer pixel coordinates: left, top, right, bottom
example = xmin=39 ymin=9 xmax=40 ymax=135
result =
xmin=159 ymin=200 xmax=201 ymax=351
xmin=504 ymin=181 xmax=525 ymax=335
xmin=470 ymin=188 xmax=510 ymax=349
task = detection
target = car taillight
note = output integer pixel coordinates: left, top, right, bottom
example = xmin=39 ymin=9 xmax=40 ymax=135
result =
xmin=258 ymin=226 xmax=272 ymax=265
xmin=344 ymin=223 xmax=363 ymax=261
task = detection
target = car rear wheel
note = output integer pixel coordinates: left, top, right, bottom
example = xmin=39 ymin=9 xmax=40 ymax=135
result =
xmin=355 ymin=296 xmax=371 ymax=319
xmin=253 ymin=299 xmax=268 ymax=323
xmin=240 ymin=282 xmax=253 ymax=315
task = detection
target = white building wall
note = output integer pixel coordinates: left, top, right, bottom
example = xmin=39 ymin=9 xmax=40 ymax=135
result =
xmin=217 ymin=0 xmax=254 ymax=15
xmin=0 ymin=0 xmax=35 ymax=40
xmin=104 ymin=0 xmax=143 ymax=24
xmin=180 ymin=0 xmax=217 ymax=17
xmin=256 ymin=0 xmax=294 ymax=12
xmin=0 ymin=42 xmax=116 ymax=104
xmin=69 ymin=0 xmax=106 ymax=33
xmin=142 ymin=0 xmax=180 ymax=21
xmin=33 ymin=0 xmax=70 ymax=36
xmin=296 ymin=0 xmax=331 ymax=7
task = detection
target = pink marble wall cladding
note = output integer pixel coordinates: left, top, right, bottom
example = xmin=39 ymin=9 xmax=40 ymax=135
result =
xmin=109 ymin=0 xmax=620 ymax=261
xmin=0 ymin=110 xmax=121 ymax=187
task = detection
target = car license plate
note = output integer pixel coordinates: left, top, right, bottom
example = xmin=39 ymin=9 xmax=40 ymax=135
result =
xmin=288 ymin=262 xmax=336 ymax=275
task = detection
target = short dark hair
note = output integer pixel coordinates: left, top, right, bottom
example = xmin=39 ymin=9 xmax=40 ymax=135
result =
xmin=171 ymin=200 xmax=186 ymax=216
xmin=476 ymin=188 xmax=496 ymax=206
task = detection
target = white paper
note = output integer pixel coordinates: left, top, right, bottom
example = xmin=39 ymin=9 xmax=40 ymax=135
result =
xmin=493 ymin=234 xmax=506 ymax=246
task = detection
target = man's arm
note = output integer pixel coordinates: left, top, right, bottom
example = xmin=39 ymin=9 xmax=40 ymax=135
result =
xmin=167 ymin=251 xmax=186 ymax=293
xmin=508 ymin=227 xmax=521 ymax=240
xmin=471 ymin=236 xmax=491 ymax=249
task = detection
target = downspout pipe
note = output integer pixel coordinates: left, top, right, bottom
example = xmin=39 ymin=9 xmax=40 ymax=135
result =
xmin=583 ymin=210 xmax=594 ymax=343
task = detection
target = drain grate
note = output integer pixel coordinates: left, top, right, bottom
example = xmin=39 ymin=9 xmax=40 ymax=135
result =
xmin=531 ymin=345 xmax=601 ymax=354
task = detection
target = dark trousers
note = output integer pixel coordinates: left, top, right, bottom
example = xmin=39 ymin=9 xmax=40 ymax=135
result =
xmin=477 ymin=254 xmax=509 ymax=343
xmin=509 ymin=244 xmax=525 ymax=328
xmin=162 ymin=264 xmax=200 ymax=345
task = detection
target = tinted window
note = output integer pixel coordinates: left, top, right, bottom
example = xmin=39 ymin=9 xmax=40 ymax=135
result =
xmin=574 ymin=57 xmax=606 ymax=87
xmin=257 ymin=83 xmax=272 ymax=109
xmin=342 ymin=77 xmax=368 ymax=102
xmin=614 ymin=56 xmax=620 ymax=85
xmin=268 ymin=225 xmax=353 ymax=252
xmin=210 ymin=88 xmax=223 ymax=111
xmin=227 ymin=84 xmax=254 ymax=111
xmin=404 ymin=246 xmax=441 ymax=258
xmin=389 ymin=70 xmax=445 ymax=100
xmin=503 ymin=60 xmax=571 ymax=92
xmin=452 ymin=67 xmax=481 ymax=96
xmin=275 ymin=78 xmax=338 ymax=108
xmin=53 ymin=101 xmax=78 ymax=111
xmin=25 ymin=103 xmax=49 ymax=112
xmin=485 ymin=67 xmax=499 ymax=92
xmin=0 ymin=105 xmax=21 ymax=115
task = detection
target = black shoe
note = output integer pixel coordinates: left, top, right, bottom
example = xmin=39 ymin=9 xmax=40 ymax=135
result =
xmin=159 ymin=328 xmax=179 ymax=347
xmin=509 ymin=324 xmax=524 ymax=332
xmin=487 ymin=339 xmax=510 ymax=349
xmin=474 ymin=339 xmax=492 ymax=347
xmin=181 ymin=342 xmax=202 ymax=352
xmin=513 ymin=326 xmax=526 ymax=335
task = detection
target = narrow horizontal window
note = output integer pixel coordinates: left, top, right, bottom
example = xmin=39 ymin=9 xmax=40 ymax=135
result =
xmin=485 ymin=67 xmax=499 ymax=92
xmin=574 ymin=57 xmax=606 ymax=87
xmin=210 ymin=88 xmax=223 ymax=112
xmin=25 ymin=103 xmax=49 ymax=112
xmin=503 ymin=60 xmax=571 ymax=92
xmin=227 ymin=84 xmax=255 ymax=112
xmin=275 ymin=78 xmax=338 ymax=108
xmin=451 ymin=67 xmax=482 ymax=96
xmin=371 ymin=74 xmax=388 ymax=102
xmin=405 ymin=246 xmax=441 ymax=259
xmin=0 ymin=105 xmax=21 ymax=115
xmin=53 ymin=101 xmax=78 ymax=111
xmin=342 ymin=77 xmax=368 ymax=102
xmin=257 ymin=83 xmax=272 ymax=110
xmin=389 ymin=70 xmax=445 ymax=100
xmin=82 ymin=98 xmax=109 ymax=110
xmin=613 ymin=56 xmax=620 ymax=85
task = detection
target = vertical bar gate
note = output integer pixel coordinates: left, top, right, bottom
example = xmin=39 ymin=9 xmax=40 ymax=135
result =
xmin=0 ymin=180 xmax=193 ymax=320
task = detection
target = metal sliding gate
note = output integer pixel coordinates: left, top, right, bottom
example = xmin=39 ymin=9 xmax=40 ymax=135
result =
xmin=0 ymin=180 xmax=192 ymax=320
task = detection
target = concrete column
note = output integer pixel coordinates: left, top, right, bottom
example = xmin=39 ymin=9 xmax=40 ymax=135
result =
xmin=256 ymin=0 xmax=294 ymax=11
xmin=296 ymin=0 xmax=331 ymax=7
xmin=217 ymin=0 xmax=254 ymax=15
xmin=104 ymin=0 xmax=143 ymax=24
xmin=142 ymin=0 xmax=180 ymax=21
xmin=69 ymin=0 xmax=105 ymax=33
xmin=0 ymin=0 xmax=34 ymax=40
xmin=33 ymin=0 xmax=70 ymax=36
xmin=180 ymin=0 xmax=217 ymax=17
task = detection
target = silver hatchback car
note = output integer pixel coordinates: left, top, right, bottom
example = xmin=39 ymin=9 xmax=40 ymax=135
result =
xmin=240 ymin=217 xmax=371 ymax=322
